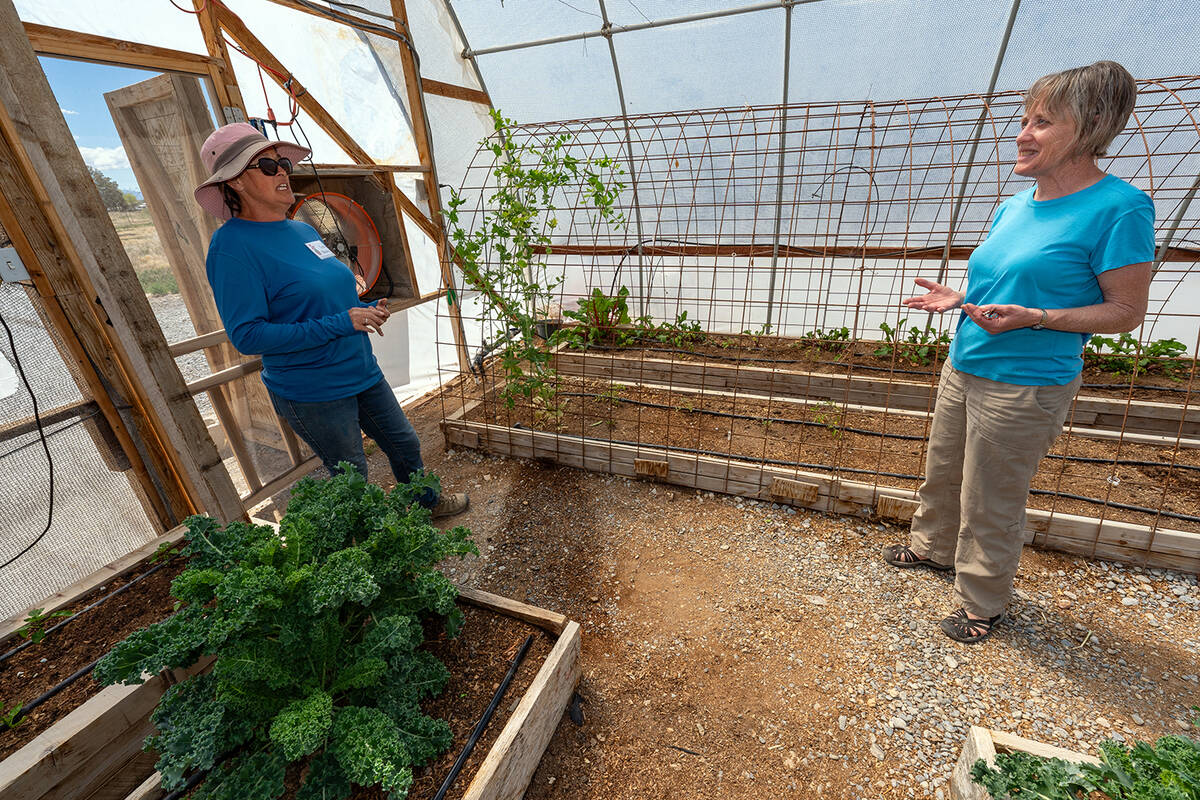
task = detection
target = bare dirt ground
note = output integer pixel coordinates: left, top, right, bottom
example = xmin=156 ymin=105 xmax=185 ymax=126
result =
xmin=352 ymin=392 xmax=1200 ymax=800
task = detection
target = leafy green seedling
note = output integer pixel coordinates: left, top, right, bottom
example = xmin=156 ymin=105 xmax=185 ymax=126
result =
xmin=18 ymin=608 xmax=72 ymax=644
xmin=1 ymin=702 xmax=24 ymax=729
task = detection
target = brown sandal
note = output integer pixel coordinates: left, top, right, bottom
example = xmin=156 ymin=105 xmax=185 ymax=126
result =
xmin=881 ymin=544 xmax=954 ymax=572
xmin=940 ymin=608 xmax=1004 ymax=644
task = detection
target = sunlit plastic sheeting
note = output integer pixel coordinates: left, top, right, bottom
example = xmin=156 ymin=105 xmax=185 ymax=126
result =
xmin=424 ymin=93 xmax=494 ymax=200
xmin=402 ymin=293 xmax=486 ymax=404
xmin=475 ymin=39 xmax=622 ymax=123
xmin=613 ymin=9 xmax=786 ymax=115
xmin=994 ymin=0 xmax=1200 ymax=94
xmin=785 ymin=0 xmax=1015 ymax=103
xmin=450 ymin=0 xmax=602 ymax=52
xmin=221 ymin=0 xmax=417 ymax=165
xmin=14 ymin=0 xmax=210 ymax=55
xmin=401 ymin=0 xmax=483 ymax=88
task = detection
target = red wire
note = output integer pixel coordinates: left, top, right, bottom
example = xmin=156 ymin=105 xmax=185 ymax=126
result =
xmin=168 ymin=0 xmax=208 ymax=14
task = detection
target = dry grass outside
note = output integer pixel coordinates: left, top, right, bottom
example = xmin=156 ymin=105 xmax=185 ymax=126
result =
xmin=108 ymin=209 xmax=177 ymax=295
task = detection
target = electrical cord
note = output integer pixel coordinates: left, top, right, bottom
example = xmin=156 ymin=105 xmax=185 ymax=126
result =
xmin=0 ymin=310 xmax=54 ymax=571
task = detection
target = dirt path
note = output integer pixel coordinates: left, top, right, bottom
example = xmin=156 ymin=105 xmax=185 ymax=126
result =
xmin=368 ymin=394 xmax=1200 ymax=800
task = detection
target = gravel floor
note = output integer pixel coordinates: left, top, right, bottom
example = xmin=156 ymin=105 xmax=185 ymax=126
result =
xmin=393 ymin=396 xmax=1200 ymax=800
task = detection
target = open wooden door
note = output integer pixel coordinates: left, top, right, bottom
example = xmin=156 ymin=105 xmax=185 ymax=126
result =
xmin=104 ymin=73 xmax=282 ymax=450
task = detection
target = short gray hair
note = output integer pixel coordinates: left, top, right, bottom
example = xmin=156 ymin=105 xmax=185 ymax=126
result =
xmin=1025 ymin=61 xmax=1138 ymax=159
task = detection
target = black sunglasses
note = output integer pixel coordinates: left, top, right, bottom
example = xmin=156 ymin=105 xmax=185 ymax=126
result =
xmin=247 ymin=156 xmax=294 ymax=176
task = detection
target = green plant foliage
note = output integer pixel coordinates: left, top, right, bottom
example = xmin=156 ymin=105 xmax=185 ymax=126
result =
xmin=875 ymin=318 xmax=951 ymax=366
xmin=972 ymin=720 xmax=1200 ymax=800
xmin=799 ymin=326 xmax=852 ymax=353
xmin=17 ymin=607 xmax=72 ymax=644
xmin=1084 ymin=333 xmax=1191 ymax=380
xmin=443 ymin=109 xmax=626 ymax=408
xmin=1 ymin=701 xmax=23 ymax=729
xmin=92 ymin=465 xmax=477 ymax=800
xmin=552 ymin=286 xmax=704 ymax=350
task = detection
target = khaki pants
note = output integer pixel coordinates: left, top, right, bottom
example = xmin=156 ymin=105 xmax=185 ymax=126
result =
xmin=909 ymin=362 xmax=1079 ymax=618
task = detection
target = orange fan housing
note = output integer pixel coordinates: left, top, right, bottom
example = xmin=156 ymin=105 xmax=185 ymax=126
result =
xmin=288 ymin=192 xmax=383 ymax=297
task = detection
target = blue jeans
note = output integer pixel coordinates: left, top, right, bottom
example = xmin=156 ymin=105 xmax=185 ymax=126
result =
xmin=269 ymin=378 xmax=437 ymax=506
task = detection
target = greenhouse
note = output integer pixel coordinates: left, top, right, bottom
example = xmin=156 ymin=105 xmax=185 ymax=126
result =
xmin=0 ymin=1 xmax=1198 ymax=799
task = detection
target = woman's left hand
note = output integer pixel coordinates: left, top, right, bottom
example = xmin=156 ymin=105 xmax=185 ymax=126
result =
xmin=961 ymin=303 xmax=1040 ymax=334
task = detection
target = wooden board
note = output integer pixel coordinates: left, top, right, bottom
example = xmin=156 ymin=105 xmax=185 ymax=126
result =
xmin=551 ymin=349 xmax=1200 ymax=440
xmin=441 ymin=415 xmax=1200 ymax=574
xmin=951 ymin=726 xmax=1099 ymax=800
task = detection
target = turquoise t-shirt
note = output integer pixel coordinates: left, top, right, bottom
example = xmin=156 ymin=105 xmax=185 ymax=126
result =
xmin=205 ymin=217 xmax=383 ymax=402
xmin=949 ymin=174 xmax=1155 ymax=386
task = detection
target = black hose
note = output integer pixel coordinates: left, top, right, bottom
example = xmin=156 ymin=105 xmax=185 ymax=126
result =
xmin=13 ymin=655 xmax=102 ymax=723
xmin=433 ymin=634 xmax=535 ymax=800
xmin=0 ymin=556 xmax=176 ymax=664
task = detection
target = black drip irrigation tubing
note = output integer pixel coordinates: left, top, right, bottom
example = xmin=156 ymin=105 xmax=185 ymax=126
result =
xmin=559 ymin=391 xmax=1200 ymax=474
xmin=0 ymin=555 xmax=179 ymax=666
xmin=526 ymin=426 xmax=1200 ymax=525
xmin=12 ymin=655 xmax=103 ymax=723
xmin=433 ymin=634 xmax=535 ymax=800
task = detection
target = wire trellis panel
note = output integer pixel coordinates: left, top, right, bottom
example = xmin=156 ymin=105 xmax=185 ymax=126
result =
xmin=436 ymin=77 xmax=1200 ymax=571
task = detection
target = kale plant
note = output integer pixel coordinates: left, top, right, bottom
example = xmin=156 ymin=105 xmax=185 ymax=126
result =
xmin=93 ymin=465 xmax=477 ymax=800
xmin=972 ymin=721 xmax=1200 ymax=800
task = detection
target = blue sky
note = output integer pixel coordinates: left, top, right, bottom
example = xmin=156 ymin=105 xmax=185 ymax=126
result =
xmin=39 ymin=56 xmax=159 ymax=193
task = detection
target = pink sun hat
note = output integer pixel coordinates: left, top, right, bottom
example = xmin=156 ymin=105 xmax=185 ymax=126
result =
xmin=193 ymin=122 xmax=310 ymax=220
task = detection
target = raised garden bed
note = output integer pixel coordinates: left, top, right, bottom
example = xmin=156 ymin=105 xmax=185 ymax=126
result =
xmin=442 ymin=376 xmax=1200 ymax=572
xmin=551 ymin=343 xmax=1200 ymax=444
xmin=0 ymin=532 xmax=580 ymax=800
xmin=951 ymin=725 xmax=1099 ymax=800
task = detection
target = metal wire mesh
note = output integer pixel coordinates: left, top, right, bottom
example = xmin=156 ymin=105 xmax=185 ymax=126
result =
xmin=436 ymin=78 xmax=1200 ymax=567
xmin=0 ymin=284 xmax=158 ymax=620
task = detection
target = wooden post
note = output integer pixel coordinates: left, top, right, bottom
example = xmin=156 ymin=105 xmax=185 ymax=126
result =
xmin=390 ymin=0 xmax=471 ymax=372
xmin=194 ymin=0 xmax=246 ymax=122
xmin=0 ymin=0 xmax=244 ymax=522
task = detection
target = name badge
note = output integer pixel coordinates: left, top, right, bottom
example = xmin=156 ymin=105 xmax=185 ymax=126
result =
xmin=305 ymin=240 xmax=336 ymax=259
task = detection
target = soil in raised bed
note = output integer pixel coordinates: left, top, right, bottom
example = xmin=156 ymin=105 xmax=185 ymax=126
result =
xmin=566 ymin=332 xmax=1200 ymax=403
xmin=464 ymin=375 xmax=1200 ymax=534
xmin=0 ymin=555 xmax=186 ymax=759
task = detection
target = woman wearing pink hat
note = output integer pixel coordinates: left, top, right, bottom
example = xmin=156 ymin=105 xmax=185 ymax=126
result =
xmin=194 ymin=122 xmax=467 ymax=517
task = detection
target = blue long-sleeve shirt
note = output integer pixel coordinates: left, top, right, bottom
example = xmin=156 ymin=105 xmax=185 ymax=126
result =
xmin=205 ymin=217 xmax=383 ymax=402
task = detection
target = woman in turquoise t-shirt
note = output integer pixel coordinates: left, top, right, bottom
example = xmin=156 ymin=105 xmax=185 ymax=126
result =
xmin=882 ymin=62 xmax=1156 ymax=643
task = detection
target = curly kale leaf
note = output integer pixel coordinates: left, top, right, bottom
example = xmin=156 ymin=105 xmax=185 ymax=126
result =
xmin=205 ymin=565 xmax=285 ymax=649
xmin=93 ymin=605 xmax=207 ymax=685
xmin=269 ymin=689 xmax=333 ymax=760
xmin=171 ymin=568 xmax=223 ymax=606
xmin=376 ymin=650 xmax=450 ymax=708
xmin=357 ymin=614 xmax=423 ymax=660
xmin=387 ymin=467 xmax=441 ymax=510
xmin=330 ymin=706 xmax=413 ymax=795
xmin=191 ymin=748 xmax=288 ymax=800
xmin=146 ymin=672 xmax=225 ymax=789
xmin=330 ymin=657 xmax=388 ymax=694
xmin=181 ymin=515 xmax=278 ymax=571
xmin=389 ymin=702 xmax=453 ymax=766
xmin=971 ymin=752 xmax=1094 ymax=800
xmin=310 ymin=547 xmax=380 ymax=613
xmin=295 ymin=751 xmax=352 ymax=800
xmin=282 ymin=464 xmax=382 ymax=558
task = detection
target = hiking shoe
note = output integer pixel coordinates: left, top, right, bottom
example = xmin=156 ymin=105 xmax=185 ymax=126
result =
xmin=431 ymin=492 xmax=469 ymax=519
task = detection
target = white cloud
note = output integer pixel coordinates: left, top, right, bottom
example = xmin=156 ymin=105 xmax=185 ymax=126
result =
xmin=78 ymin=145 xmax=130 ymax=172
xmin=60 ymin=108 xmax=78 ymax=115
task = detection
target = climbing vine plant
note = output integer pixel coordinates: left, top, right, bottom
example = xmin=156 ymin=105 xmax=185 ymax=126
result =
xmin=443 ymin=109 xmax=626 ymax=408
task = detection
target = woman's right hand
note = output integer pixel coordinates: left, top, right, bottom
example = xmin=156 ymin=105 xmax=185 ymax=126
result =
xmin=903 ymin=278 xmax=964 ymax=313
xmin=348 ymin=305 xmax=389 ymax=336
